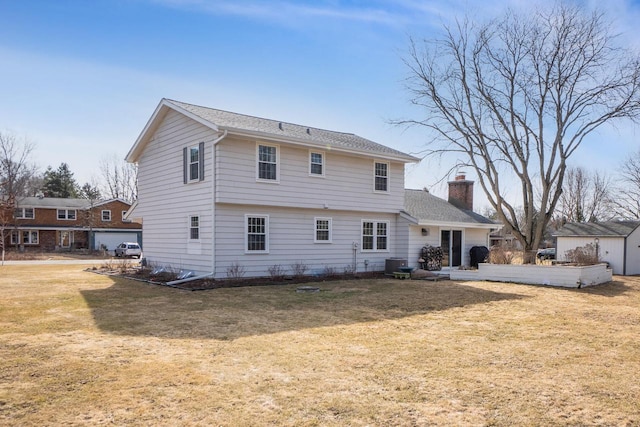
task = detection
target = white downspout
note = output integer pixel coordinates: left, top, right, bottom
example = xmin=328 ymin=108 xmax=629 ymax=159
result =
xmin=210 ymin=130 xmax=228 ymax=279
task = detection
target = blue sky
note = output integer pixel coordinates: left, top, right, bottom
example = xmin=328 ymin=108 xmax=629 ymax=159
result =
xmin=1 ymin=0 xmax=640 ymax=210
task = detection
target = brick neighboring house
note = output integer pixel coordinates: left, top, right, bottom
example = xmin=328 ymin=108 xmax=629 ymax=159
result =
xmin=5 ymin=197 xmax=142 ymax=252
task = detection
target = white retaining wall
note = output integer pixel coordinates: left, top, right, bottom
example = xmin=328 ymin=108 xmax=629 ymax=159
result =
xmin=450 ymin=263 xmax=612 ymax=288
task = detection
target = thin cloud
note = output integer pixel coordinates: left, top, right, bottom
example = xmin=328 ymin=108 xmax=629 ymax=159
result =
xmin=151 ymin=0 xmax=408 ymax=27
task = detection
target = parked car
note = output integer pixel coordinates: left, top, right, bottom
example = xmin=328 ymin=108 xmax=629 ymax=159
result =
xmin=536 ymin=247 xmax=556 ymax=260
xmin=114 ymin=242 xmax=142 ymax=258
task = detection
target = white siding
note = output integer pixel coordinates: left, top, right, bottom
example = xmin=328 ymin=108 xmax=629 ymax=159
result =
xmin=133 ymin=110 xmax=413 ymax=277
xmin=557 ymin=236 xmax=625 ymax=275
xmin=406 ymin=225 xmax=440 ymax=268
xmin=135 ymin=110 xmax=217 ymax=273
xmin=214 ymin=204 xmax=400 ymax=278
xmin=464 ymin=228 xmax=491 ymax=264
xmin=404 ymin=225 xmax=490 ymax=269
xmin=215 ymin=136 xmax=405 ymax=213
xmin=625 ymin=228 xmax=640 ymax=275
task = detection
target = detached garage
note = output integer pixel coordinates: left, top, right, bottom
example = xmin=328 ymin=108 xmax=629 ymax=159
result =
xmin=92 ymin=230 xmax=142 ymax=252
xmin=554 ymin=221 xmax=640 ymax=275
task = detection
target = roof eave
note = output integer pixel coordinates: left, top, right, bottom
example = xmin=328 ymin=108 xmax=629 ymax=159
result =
xmin=126 ymin=99 xmax=221 ymax=163
xmin=417 ymin=219 xmax=499 ymax=229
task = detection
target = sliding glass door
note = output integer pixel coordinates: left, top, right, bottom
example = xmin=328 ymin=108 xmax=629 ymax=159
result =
xmin=441 ymin=230 xmax=462 ymax=267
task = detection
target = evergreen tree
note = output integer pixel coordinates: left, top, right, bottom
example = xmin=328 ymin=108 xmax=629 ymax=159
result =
xmin=42 ymin=163 xmax=79 ymax=198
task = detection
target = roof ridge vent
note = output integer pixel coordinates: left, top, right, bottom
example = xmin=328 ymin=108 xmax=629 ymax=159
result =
xmin=278 ymin=122 xmax=283 ymax=131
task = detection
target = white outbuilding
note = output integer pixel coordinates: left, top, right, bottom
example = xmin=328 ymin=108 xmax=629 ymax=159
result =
xmin=554 ymin=221 xmax=640 ymax=275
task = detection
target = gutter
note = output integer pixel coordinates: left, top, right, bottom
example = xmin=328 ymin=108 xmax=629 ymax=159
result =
xmin=623 ymin=234 xmax=628 ymax=276
xmin=166 ymin=273 xmax=214 ymax=286
xmin=211 ymin=130 xmax=228 ymax=279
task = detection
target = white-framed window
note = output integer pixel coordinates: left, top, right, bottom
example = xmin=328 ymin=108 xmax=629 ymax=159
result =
xmin=12 ymin=230 xmax=38 ymax=245
xmin=314 ymin=217 xmax=332 ymax=243
xmin=309 ymin=151 xmax=325 ymax=176
xmin=57 ymin=209 xmax=76 ymax=220
xmin=15 ymin=208 xmax=34 ymax=219
xmin=122 ymin=210 xmax=130 ymax=222
xmin=374 ymin=161 xmax=389 ymax=192
xmin=24 ymin=231 xmax=38 ymax=245
xmin=101 ymin=210 xmax=111 ymax=221
xmin=189 ymin=215 xmax=200 ymax=241
xmin=245 ymin=214 xmax=269 ymax=253
xmin=257 ymin=144 xmax=278 ymax=181
xmin=361 ymin=220 xmax=389 ymax=251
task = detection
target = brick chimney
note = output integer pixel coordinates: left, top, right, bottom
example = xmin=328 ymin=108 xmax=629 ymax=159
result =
xmin=448 ymin=173 xmax=474 ymax=211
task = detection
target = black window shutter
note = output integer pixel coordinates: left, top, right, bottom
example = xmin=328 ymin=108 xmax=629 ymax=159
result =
xmin=183 ymin=147 xmax=188 ymax=184
xmin=199 ymin=142 xmax=205 ymax=181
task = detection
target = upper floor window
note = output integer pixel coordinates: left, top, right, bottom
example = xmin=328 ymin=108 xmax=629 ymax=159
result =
xmin=314 ymin=217 xmax=332 ymax=243
xmin=57 ymin=209 xmax=76 ymax=220
xmin=122 ymin=210 xmax=130 ymax=222
xmin=309 ymin=151 xmax=324 ymax=176
xmin=246 ymin=214 xmax=269 ymax=253
xmin=374 ymin=162 xmax=389 ymax=192
xmin=257 ymin=144 xmax=278 ymax=181
xmin=101 ymin=210 xmax=111 ymax=221
xmin=183 ymin=142 xmax=204 ymax=184
xmin=362 ymin=220 xmax=389 ymax=251
xmin=15 ymin=208 xmax=34 ymax=219
xmin=189 ymin=146 xmax=200 ymax=181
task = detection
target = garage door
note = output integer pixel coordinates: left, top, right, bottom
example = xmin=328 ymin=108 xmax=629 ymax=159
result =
xmin=94 ymin=232 xmax=140 ymax=251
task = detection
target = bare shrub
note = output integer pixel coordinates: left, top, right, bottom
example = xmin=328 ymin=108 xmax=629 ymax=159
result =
xmin=268 ymin=264 xmax=287 ymax=281
xmin=489 ymin=245 xmax=518 ymax=264
xmin=343 ymin=265 xmax=356 ymax=275
xmin=321 ymin=265 xmax=339 ymax=278
xmin=226 ymin=262 xmax=246 ymax=279
xmin=565 ymin=244 xmax=599 ymax=265
xmin=116 ymin=258 xmax=130 ymax=274
xmin=290 ymin=261 xmax=308 ymax=279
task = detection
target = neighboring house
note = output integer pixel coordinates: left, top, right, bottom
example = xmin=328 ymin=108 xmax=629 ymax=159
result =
xmin=554 ymin=221 xmax=640 ymax=275
xmin=400 ymin=175 xmax=498 ymax=269
xmin=489 ymin=227 xmax=521 ymax=249
xmin=125 ymin=99 xmax=495 ymax=278
xmin=7 ymin=197 xmax=142 ymax=252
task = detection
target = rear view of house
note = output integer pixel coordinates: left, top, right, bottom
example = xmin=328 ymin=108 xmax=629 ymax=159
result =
xmin=126 ymin=99 xmax=419 ymax=278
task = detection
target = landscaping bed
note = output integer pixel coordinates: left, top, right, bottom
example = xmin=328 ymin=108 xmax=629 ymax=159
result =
xmin=90 ymin=261 xmax=386 ymax=290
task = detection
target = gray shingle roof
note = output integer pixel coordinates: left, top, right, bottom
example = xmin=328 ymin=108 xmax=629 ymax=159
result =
xmin=16 ymin=197 xmax=130 ymax=209
xmin=18 ymin=197 xmax=92 ymax=209
xmin=404 ymin=189 xmax=496 ymax=225
xmin=553 ymin=221 xmax=640 ymax=237
xmin=166 ymin=99 xmax=418 ymax=161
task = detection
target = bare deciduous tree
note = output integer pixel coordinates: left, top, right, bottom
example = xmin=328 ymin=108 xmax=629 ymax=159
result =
xmin=556 ymin=167 xmax=613 ymax=223
xmin=0 ymin=130 xmax=37 ymax=263
xmin=402 ymin=4 xmax=640 ymax=261
xmin=99 ymin=154 xmax=137 ymax=203
xmin=612 ymin=150 xmax=640 ymax=219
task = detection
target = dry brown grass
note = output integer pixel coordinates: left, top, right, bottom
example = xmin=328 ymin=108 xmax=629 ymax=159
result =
xmin=1 ymin=265 xmax=639 ymax=426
